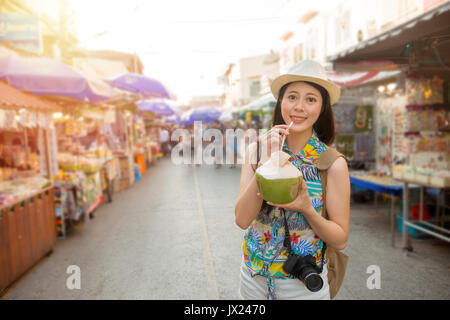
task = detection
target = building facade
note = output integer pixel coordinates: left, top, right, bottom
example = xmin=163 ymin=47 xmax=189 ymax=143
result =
xmin=276 ymin=0 xmax=448 ymax=69
xmin=238 ymin=52 xmax=280 ymax=106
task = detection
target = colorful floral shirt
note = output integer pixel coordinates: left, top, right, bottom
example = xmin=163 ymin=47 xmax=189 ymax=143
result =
xmin=242 ymin=132 xmax=328 ymax=299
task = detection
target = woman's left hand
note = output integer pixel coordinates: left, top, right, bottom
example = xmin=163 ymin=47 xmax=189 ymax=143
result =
xmin=257 ymin=179 xmax=314 ymax=214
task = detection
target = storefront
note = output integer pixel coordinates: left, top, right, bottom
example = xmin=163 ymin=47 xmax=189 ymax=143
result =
xmin=0 ymin=81 xmax=60 ymax=294
xmin=328 ymin=1 xmax=450 ymax=248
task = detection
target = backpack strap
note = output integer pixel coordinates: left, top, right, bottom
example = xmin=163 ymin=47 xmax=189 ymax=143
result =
xmin=317 ymin=148 xmax=345 ymax=219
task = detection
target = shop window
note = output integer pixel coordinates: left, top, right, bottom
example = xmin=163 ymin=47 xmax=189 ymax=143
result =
xmin=250 ymin=81 xmax=261 ymax=98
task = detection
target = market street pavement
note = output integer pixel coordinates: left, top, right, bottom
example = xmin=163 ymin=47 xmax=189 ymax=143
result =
xmin=3 ymin=158 xmax=450 ymax=300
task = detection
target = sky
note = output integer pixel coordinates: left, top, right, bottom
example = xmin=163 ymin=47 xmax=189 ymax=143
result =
xmin=69 ymin=0 xmax=322 ymax=103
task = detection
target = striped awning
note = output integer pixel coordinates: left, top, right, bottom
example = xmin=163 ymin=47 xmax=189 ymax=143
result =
xmin=326 ymin=70 xmax=401 ymax=88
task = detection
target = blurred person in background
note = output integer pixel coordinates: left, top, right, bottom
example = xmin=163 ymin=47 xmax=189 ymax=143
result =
xmin=159 ymin=126 xmax=170 ymax=157
xmin=224 ymin=121 xmax=237 ymax=168
xmin=88 ymin=133 xmax=108 ymax=151
xmin=211 ymin=119 xmax=226 ymax=168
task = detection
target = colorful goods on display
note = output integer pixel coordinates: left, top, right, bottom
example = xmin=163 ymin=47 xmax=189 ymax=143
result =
xmin=406 ymin=75 xmax=444 ymax=106
xmin=392 ymin=165 xmax=450 ymax=188
xmin=57 ymin=152 xmax=104 ymax=172
xmin=0 ymin=176 xmax=50 ymax=207
xmin=376 ymin=75 xmax=449 ymax=186
xmin=0 ymin=108 xmax=55 ymax=208
xmin=53 ymin=167 xmax=104 ymax=235
xmin=333 ymin=104 xmax=375 ymax=162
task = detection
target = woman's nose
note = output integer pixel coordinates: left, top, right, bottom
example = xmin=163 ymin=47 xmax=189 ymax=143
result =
xmin=293 ymin=101 xmax=305 ymax=112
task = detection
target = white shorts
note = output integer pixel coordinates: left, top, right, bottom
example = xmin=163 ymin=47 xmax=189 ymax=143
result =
xmin=238 ymin=259 xmax=331 ymax=300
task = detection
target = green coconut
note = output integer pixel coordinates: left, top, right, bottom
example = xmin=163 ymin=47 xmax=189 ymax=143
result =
xmin=255 ymin=151 xmax=303 ymax=204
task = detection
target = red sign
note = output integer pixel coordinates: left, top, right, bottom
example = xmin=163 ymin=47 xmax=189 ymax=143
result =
xmin=423 ymin=0 xmax=445 ymax=11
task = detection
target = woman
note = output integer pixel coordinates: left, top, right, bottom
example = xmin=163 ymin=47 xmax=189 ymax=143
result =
xmin=234 ymin=60 xmax=350 ymax=300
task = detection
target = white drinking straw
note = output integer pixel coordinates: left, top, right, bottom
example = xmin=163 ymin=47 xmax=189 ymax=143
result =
xmin=280 ymin=122 xmax=293 ymax=151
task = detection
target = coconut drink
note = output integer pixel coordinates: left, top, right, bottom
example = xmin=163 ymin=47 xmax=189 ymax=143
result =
xmin=255 ymin=150 xmax=303 ymax=204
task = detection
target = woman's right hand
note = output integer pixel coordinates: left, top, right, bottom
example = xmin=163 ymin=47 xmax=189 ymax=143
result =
xmin=257 ymin=124 xmax=290 ymax=165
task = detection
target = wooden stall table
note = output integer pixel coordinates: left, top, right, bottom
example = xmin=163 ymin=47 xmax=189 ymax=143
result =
xmin=0 ymin=186 xmax=56 ymax=295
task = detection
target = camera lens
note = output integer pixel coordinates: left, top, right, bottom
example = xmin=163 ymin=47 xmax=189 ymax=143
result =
xmin=303 ymin=273 xmax=323 ymax=292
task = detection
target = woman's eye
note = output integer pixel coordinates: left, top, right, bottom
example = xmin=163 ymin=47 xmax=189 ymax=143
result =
xmin=307 ymin=97 xmax=316 ymax=103
xmin=288 ymin=95 xmax=296 ymax=100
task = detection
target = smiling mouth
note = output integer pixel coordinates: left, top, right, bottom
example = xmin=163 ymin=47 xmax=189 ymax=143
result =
xmin=290 ymin=116 xmax=307 ymax=123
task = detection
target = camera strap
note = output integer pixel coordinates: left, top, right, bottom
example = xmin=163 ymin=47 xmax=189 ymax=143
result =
xmin=282 ymin=208 xmax=326 ymax=273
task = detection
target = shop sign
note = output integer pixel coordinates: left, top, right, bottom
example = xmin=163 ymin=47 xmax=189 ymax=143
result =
xmin=82 ymin=108 xmax=115 ymax=123
xmin=0 ymin=12 xmax=41 ymax=54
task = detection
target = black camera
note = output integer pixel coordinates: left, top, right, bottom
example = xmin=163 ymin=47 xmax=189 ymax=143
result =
xmin=282 ymin=254 xmax=323 ymax=292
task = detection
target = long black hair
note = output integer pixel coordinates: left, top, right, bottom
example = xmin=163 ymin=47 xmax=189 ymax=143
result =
xmin=271 ymin=81 xmax=335 ymax=145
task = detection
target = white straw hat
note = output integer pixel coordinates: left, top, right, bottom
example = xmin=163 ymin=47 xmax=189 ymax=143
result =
xmin=271 ymin=60 xmax=341 ymax=105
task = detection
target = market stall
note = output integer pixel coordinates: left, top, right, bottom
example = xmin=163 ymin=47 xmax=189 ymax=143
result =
xmin=135 ymin=114 xmax=171 ymax=177
xmin=343 ymin=76 xmax=449 ymax=248
xmin=52 ymin=104 xmax=122 ymax=237
xmin=145 ymin=125 xmax=163 ymax=166
xmin=328 ymin=2 xmax=450 ymax=250
xmin=0 ymin=81 xmax=60 ymax=294
xmin=329 ymin=72 xmax=409 ymax=247
xmin=233 ymin=93 xmax=276 ymax=130
xmin=389 ymin=76 xmax=450 ymax=249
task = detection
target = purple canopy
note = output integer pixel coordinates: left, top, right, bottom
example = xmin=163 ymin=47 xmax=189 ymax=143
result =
xmin=182 ymin=107 xmax=222 ymax=124
xmin=137 ymin=99 xmax=180 ymax=116
xmin=165 ymin=114 xmax=182 ymax=124
xmin=109 ymin=73 xmax=175 ymax=100
xmin=0 ymin=55 xmax=111 ymax=102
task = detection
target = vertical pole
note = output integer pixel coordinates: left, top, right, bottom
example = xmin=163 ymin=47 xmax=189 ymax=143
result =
xmin=419 ymin=186 xmax=424 ymax=222
xmin=43 ymin=128 xmax=53 ymax=182
xmin=402 ymin=182 xmax=409 ymax=250
xmin=24 ymin=127 xmax=30 ymax=168
xmin=374 ymin=191 xmax=378 ymax=213
xmin=391 ymin=194 xmax=395 ymax=247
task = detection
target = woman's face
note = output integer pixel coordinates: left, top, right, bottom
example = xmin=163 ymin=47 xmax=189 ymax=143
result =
xmin=281 ymin=81 xmax=323 ymax=133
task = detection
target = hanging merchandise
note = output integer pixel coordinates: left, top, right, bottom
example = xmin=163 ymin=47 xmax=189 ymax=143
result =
xmin=333 ymin=103 xmax=375 ymax=165
xmin=406 ymin=76 xmax=444 ymax=106
xmin=354 ymin=105 xmax=373 ymax=133
xmin=354 ymin=133 xmax=375 ymax=162
xmin=376 ymin=99 xmax=395 ymax=174
xmin=0 ymin=110 xmax=18 ymax=130
xmin=334 ymin=105 xmax=355 ymax=133
xmin=336 ymin=135 xmax=355 ymax=161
